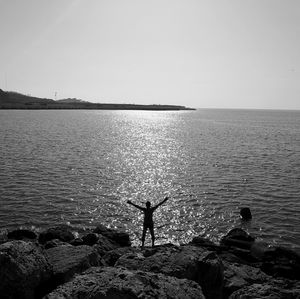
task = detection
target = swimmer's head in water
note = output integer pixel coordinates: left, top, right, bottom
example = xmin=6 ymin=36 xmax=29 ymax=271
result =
xmin=146 ymin=201 xmax=151 ymax=208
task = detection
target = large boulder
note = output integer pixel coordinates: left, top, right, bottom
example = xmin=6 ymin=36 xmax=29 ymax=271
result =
xmin=44 ymin=266 xmax=205 ymax=299
xmin=93 ymin=224 xmax=131 ymax=247
xmin=38 ymin=225 xmax=75 ymax=244
xmin=0 ymin=240 xmax=52 ymax=299
xmin=220 ymin=228 xmax=255 ymax=250
xmin=229 ymin=280 xmax=300 ymax=299
xmin=116 ymin=244 xmax=224 ymax=299
xmin=45 ymin=244 xmax=101 ymax=287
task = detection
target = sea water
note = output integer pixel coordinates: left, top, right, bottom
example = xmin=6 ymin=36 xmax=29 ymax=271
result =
xmin=0 ymin=109 xmax=299 ymax=252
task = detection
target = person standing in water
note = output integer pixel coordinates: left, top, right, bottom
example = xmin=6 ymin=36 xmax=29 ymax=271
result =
xmin=127 ymin=197 xmax=170 ymax=248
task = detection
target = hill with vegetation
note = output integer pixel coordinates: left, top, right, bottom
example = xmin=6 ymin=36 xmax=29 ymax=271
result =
xmin=0 ymin=89 xmax=195 ymax=110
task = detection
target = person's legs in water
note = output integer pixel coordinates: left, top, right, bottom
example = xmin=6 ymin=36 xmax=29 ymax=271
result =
xmin=141 ymin=226 xmax=147 ymax=248
xmin=149 ymin=225 xmax=155 ymax=247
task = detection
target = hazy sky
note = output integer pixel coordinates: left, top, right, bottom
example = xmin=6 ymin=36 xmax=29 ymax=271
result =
xmin=0 ymin=0 xmax=299 ymax=109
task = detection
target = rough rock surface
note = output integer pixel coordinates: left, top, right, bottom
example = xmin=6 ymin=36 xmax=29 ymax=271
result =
xmin=223 ymin=260 xmax=270 ymax=297
xmin=116 ymin=244 xmax=224 ymax=299
xmin=44 ymin=239 xmax=72 ymax=249
xmin=0 ymin=240 xmax=52 ymax=299
xmin=102 ymin=246 xmax=140 ymax=266
xmin=93 ymin=224 xmax=131 ymax=247
xmin=2 ymin=225 xmax=299 ymax=299
xmin=45 ymin=244 xmax=101 ymax=285
xmin=44 ymin=266 xmax=205 ymax=299
xmin=39 ymin=225 xmax=75 ymax=244
xmin=229 ymin=280 xmax=300 ymax=299
xmin=91 ymin=235 xmax=119 ymax=258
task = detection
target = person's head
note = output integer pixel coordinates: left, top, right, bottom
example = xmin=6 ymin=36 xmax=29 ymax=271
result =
xmin=146 ymin=201 xmax=151 ymax=208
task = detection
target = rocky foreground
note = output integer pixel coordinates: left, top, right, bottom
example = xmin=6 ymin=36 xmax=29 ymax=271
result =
xmin=0 ymin=225 xmax=299 ymax=299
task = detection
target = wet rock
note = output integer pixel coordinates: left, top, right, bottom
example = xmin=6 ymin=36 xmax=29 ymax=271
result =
xmin=260 ymin=246 xmax=300 ymax=280
xmin=38 ymin=225 xmax=75 ymax=244
xmin=220 ymin=228 xmax=255 ymax=250
xmin=7 ymin=229 xmax=37 ymax=240
xmin=240 ymin=207 xmax=252 ymax=220
xmin=222 ymin=228 xmax=255 ymax=242
xmin=44 ymin=266 xmax=205 ymax=299
xmin=223 ymin=260 xmax=270 ymax=297
xmin=0 ymin=240 xmax=52 ymax=299
xmin=116 ymin=245 xmax=224 ymax=299
xmin=93 ymin=224 xmax=131 ymax=247
xmin=44 ymin=239 xmax=72 ymax=249
xmin=229 ymin=279 xmax=300 ymax=299
xmin=45 ymin=244 xmax=102 ymax=286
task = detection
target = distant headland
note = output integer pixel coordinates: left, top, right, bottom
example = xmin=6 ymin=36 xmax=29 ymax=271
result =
xmin=0 ymin=89 xmax=195 ymax=111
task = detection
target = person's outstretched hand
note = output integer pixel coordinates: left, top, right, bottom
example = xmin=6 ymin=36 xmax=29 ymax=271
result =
xmin=127 ymin=200 xmax=132 ymax=204
xmin=164 ymin=196 xmax=169 ymax=201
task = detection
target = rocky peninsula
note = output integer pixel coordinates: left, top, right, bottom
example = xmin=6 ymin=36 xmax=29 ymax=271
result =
xmin=0 ymin=89 xmax=195 ymax=110
xmin=0 ymin=224 xmax=299 ymax=299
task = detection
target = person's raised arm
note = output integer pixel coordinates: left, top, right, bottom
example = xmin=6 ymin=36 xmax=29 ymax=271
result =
xmin=153 ymin=196 xmax=170 ymax=210
xmin=127 ymin=200 xmax=144 ymax=210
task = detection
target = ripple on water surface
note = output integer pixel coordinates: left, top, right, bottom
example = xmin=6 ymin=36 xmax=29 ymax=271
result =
xmin=0 ymin=109 xmax=299 ymax=252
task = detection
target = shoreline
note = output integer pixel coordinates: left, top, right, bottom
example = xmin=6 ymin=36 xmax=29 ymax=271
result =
xmin=0 ymin=105 xmax=196 ymax=111
xmin=0 ymin=89 xmax=195 ymax=111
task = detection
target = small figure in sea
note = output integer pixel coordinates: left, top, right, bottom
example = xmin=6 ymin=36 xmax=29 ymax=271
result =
xmin=127 ymin=197 xmax=170 ymax=248
xmin=240 ymin=207 xmax=252 ymax=221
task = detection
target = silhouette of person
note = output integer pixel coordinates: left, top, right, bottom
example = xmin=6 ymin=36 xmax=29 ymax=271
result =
xmin=127 ymin=197 xmax=170 ymax=248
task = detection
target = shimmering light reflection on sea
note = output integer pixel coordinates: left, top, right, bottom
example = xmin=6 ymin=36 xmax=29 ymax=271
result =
xmin=0 ymin=110 xmax=299 ymax=252
xmin=92 ymin=111 xmax=194 ymax=245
